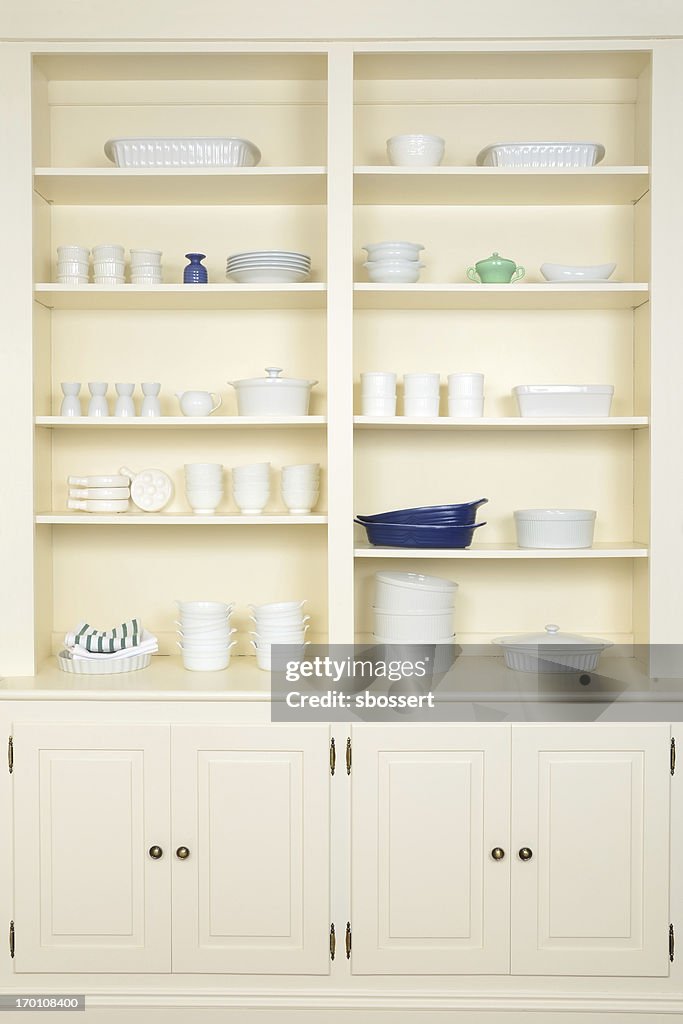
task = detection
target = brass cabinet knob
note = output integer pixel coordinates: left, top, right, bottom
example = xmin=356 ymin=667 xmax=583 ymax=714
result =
xmin=176 ymin=846 xmax=191 ymax=860
xmin=148 ymin=845 xmax=163 ymax=860
xmin=518 ymin=847 xmax=533 ymax=862
xmin=491 ymin=847 xmax=506 ymax=860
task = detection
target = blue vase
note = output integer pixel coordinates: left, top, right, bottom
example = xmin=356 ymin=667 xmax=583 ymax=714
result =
xmin=183 ymin=253 xmax=208 ymax=284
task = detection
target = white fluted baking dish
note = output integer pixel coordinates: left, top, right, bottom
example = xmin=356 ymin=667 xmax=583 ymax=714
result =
xmin=514 ymin=508 xmax=596 ymax=549
xmin=492 ymin=623 xmax=612 ymax=673
xmin=58 ymin=650 xmax=152 ymax=673
xmin=104 ymin=137 xmax=261 ymax=168
xmin=476 ymin=143 xmax=605 ymax=168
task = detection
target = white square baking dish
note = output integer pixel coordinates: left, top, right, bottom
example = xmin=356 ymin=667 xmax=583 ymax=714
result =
xmin=514 ymin=384 xmax=614 ymax=417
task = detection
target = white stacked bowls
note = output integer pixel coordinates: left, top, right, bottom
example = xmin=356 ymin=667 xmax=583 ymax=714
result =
xmin=249 ymin=601 xmax=309 ymax=671
xmin=372 ymin=571 xmax=458 ymax=643
xmin=281 ymin=463 xmax=320 ymax=514
xmin=361 ymin=372 xmax=397 ymax=416
xmin=448 ymin=372 xmax=485 ymax=417
xmin=232 ymin=462 xmax=270 ymax=514
xmin=57 ymin=245 xmax=89 ymax=285
xmin=130 ymin=248 xmax=163 ymax=285
xmin=387 ymin=134 xmax=445 ymax=167
xmin=93 ymin=244 xmax=125 ymax=285
xmin=184 ymin=462 xmax=224 ymax=514
xmin=403 ymin=372 xmax=440 ymax=417
xmin=176 ymin=600 xmax=236 ymax=671
xmin=362 ymin=241 xmax=425 ymax=284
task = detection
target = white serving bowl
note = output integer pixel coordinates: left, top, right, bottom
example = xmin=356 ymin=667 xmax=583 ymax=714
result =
xmin=373 ymin=606 xmax=455 ymax=642
xmin=375 ymin=571 xmax=458 ymax=611
xmin=233 ymin=486 xmax=270 ymax=501
xmin=387 ymin=133 xmax=445 ymax=166
xmin=514 ymin=508 xmax=597 ymax=549
xmin=514 ymin=384 xmax=614 ymax=417
xmin=448 ymin=396 xmax=484 ymax=417
xmin=404 ymin=396 xmax=440 ymax=417
xmin=363 ymin=242 xmax=424 ymax=261
xmin=540 ymin=262 xmax=616 ymax=283
xmin=364 ymin=261 xmax=424 ymax=284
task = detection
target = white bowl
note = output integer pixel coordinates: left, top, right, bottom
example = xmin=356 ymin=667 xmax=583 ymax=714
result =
xmin=181 ymin=650 xmax=232 ymax=671
xmin=364 ymin=262 xmax=423 ymax=284
xmin=373 ymin=606 xmax=455 ymax=642
xmin=514 ymin=508 xmax=596 ymax=549
xmin=387 ymin=133 xmax=445 ymax=167
xmin=177 ymin=600 xmax=233 ymax=615
xmin=360 ymin=372 xmax=397 ymax=397
xmin=403 ymin=372 xmax=440 ymax=396
xmin=92 ymin=245 xmax=124 ymax=259
xmin=251 ymin=600 xmax=306 ymax=614
xmin=363 ymin=242 xmax=424 ymax=260
xmin=375 ymin=571 xmax=458 ymax=611
xmin=130 ymin=249 xmax=162 ymax=264
xmin=57 ymin=245 xmax=89 ymax=259
xmin=540 ymin=262 xmax=616 ymax=283
xmin=448 ymin=372 xmax=485 ymax=395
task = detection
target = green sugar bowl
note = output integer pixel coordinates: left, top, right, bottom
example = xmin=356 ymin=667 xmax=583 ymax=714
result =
xmin=466 ymin=251 xmax=525 ymax=284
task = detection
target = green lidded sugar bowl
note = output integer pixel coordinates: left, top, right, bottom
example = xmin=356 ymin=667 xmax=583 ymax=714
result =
xmin=466 ymin=251 xmax=525 ymax=284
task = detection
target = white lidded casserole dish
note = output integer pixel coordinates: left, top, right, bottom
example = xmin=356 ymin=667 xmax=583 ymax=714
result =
xmin=492 ymin=623 xmax=612 ymax=673
xmin=228 ymin=367 xmax=318 ymax=416
xmin=476 ymin=142 xmax=605 ymax=168
xmin=514 ymin=384 xmax=614 ymax=417
xmin=514 ymin=508 xmax=596 ymax=549
xmin=104 ymin=137 xmax=261 ymax=168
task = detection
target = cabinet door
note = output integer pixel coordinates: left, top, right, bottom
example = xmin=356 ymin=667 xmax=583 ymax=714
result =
xmin=351 ymin=724 xmax=511 ymax=974
xmin=13 ymin=722 xmax=171 ymax=973
xmin=171 ymin=724 xmax=330 ymax=974
xmin=512 ymin=724 xmax=670 ymax=977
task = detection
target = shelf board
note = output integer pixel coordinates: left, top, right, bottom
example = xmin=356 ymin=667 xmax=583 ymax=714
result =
xmin=354 ymin=416 xmax=648 ymax=430
xmin=354 ymin=166 xmax=650 ymax=206
xmin=35 ymin=416 xmax=326 ymax=429
xmin=34 ymin=166 xmax=327 ymax=206
xmin=34 ymin=283 xmax=326 ymax=310
xmin=354 ymin=542 xmax=649 ymax=559
xmin=36 ymin=513 xmax=328 ymax=525
xmin=354 ymin=283 xmax=649 ymax=311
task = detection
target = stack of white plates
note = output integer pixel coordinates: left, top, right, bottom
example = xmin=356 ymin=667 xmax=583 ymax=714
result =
xmin=372 ymin=571 xmax=458 ymax=643
xmin=249 ymin=601 xmax=310 ymax=671
xmin=226 ymin=250 xmax=311 ymax=284
xmin=176 ymin=600 xmax=236 ymax=671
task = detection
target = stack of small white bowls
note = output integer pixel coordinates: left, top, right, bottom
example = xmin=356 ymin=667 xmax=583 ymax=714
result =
xmin=361 ymin=372 xmax=397 ymax=416
xmin=386 ymin=134 xmax=445 ymax=167
xmin=130 ymin=248 xmax=162 ymax=285
xmin=363 ymin=241 xmax=424 ymax=284
xmin=281 ymin=463 xmax=320 ymax=514
xmin=372 ymin=571 xmax=458 ymax=643
xmin=448 ymin=373 xmax=485 ymax=417
xmin=403 ymin=372 xmax=440 ymax=417
xmin=93 ymin=244 xmax=125 ymax=285
xmin=232 ymin=462 xmax=270 ymax=514
xmin=184 ymin=462 xmax=224 ymax=514
xmin=57 ymin=245 xmax=90 ymax=285
xmin=176 ymin=600 xmax=236 ymax=671
xmin=249 ymin=601 xmax=310 ymax=671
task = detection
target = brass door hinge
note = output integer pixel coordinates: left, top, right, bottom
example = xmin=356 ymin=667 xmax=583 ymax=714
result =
xmin=345 ymin=921 xmax=352 ymax=959
xmin=670 ymin=923 xmax=675 ymax=963
xmin=671 ymin=738 xmax=676 ymax=776
xmin=9 ymin=920 xmax=14 ymax=959
xmin=345 ymin=738 xmax=352 ymax=776
xmin=7 ymin=736 xmax=13 ymax=775
xmin=330 ymin=738 xmax=336 ymax=776
xmin=329 ymin=923 xmax=336 ymax=961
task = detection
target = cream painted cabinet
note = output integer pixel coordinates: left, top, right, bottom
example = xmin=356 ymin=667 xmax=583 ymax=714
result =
xmin=350 ymin=723 xmax=671 ymax=978
xmin=12 ymin=722 xmax=171 ymax=973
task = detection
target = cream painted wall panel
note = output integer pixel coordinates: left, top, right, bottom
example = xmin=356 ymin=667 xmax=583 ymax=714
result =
xmin=351 ymin=724 xmax=510 ymax=974
xmin=13 ymin=722 xmax=171 ymax=973
xmin=511 ymin=724 xmax=670 ymax=977
xmin=171 ymin=724 xmax=330 ymax=974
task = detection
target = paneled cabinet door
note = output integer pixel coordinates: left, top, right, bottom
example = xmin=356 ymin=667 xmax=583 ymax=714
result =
xmin=171 ymin=724 xmax=330 ymax=974
xmin=511 ymin=724 xmax=671 ymax=977
xmin=13 ymin=722 xmax=171 ymax=973
xmin=351 ymin=724 xmax=511 ymax=974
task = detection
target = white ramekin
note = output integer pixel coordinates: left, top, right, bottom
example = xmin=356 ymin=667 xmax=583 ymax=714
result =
xmin=362 ymin=396 xmax=397 ymax=416
xmin=448 ymin=396 xmax=484 ymax=417
xmin=361 ymin=372 xmax=397 ymax=396
xmin=404 ymin=396 xmax=440 ymax=417
xmin=514 ymin=508 xmax=597 ymax=548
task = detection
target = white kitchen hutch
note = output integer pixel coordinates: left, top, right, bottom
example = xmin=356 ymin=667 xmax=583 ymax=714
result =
xmin=1 ymin=36 xmax=683 ymax=1023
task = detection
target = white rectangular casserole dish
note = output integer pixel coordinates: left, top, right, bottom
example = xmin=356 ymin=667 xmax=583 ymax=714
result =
xmin=476 ymin=143 xmax=605 ymax=168
xmin=514 ymin=384 xmax=614 ymax=417
xmin=104 ymin=137 xmax=261 ymax=168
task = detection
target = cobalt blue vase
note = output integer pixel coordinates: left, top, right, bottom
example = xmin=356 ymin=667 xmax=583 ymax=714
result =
xmin=183 ymin=253 xmax=208 ymax=284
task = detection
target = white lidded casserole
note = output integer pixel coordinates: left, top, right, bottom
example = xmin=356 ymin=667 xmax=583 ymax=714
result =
xmin=492 ymin=623 xmax=612 ymax=673
xmin=228 ymin=367 xmax=318 ymax=416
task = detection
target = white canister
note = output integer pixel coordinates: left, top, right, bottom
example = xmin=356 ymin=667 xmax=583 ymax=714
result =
xmin=403 ymin=372 xmax=440 ymax=397
xmin=448 ymin=396 xmax=484 ymax=417
xmin=448 ymin=372 xmax=484 ymax=395
xmin=361 ymin=372 xmax=397 ymax=396
xmin=362 ymin=395 xmax=397 ymax=416
xmin=514 ymin=508 xmax=597 ymax=549
xmin=404 ymin=396 xmax=440 ymax=417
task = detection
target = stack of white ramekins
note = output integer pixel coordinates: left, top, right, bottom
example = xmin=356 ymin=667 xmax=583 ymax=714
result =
xmin=403 ymin=372 xmax=440 ymax=417
xmin=362 ymin=241 xmax=425 ymax=284
xmin=176 ymin=600 xmax=236 ymax=671
xmin=92 ymin=244 xmax=125 ymax=285
xmin=130 ymin=248 xmax=162 ymax=285
xmin=249 ymin=601 xmax=309 ymax=671
xmin=448 ymin=372 xmax=484 ymax=417
xmin=57 ymin=246 xmax=89 ymax=285
xmin=372 ymin=571 xmax=458 ymax=643
xmin=232 ymin=462 xmax=270 ymax=514
xmin=184 ymin=462 xmax=224 ymax=514
xmin=281 ymin=463 xmax=320 ymax=514
xmin=361 ymin=372 xmax=397 ymax=416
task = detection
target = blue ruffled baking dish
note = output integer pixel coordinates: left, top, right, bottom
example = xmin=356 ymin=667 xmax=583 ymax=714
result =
xmin=355 ymin=519 xmax=487 ymax=548
xmin=356 ymin=498 xmax=488 ymax=525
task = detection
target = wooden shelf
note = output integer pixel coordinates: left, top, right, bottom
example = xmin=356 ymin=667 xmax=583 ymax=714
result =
xmin=34 ymin=166 xmax=327 ymax=206
xmin=354 ymin=283 xmax=649 ymax=310
xmin=354 ymin=166 xmax=650 ymax=206
xmin=35 ymin=416 xmax=326 ymax=429
xmin=354 ymin=416 xmax=649 ymax=430
xmin=36 ymin=513 xmax=328 ymax=525
xmin=354 ymin=542 xmax=649 ymax=559
xmin=34 ymin=283 xmax=326 ymax=310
